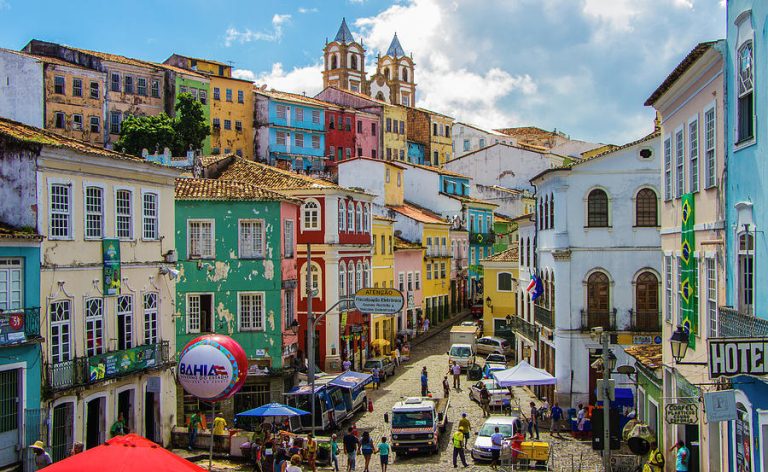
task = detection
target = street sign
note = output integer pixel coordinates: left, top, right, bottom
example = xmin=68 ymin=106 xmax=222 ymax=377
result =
xmin=708 ymin=337 xmax=768 ymax=377
xmin=354 ymin=288 xmax=404 ymax=314
xmin=596 ymin=379 xmax=616 ymax=402
xmin=704 ymin=390 xmax=738 ymax=422
xmin=664 ymin=403 xmax=698 ymax=424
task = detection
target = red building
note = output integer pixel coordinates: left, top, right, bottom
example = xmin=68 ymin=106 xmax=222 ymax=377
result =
xmin=324 ymin=105 xmax=357 ymax=170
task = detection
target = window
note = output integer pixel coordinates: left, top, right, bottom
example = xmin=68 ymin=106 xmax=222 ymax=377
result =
xmin=85 ymin=298 xmax=105 ymax=356
xmin=284 ymin=220 xmax=294 ymax=258
xmin=239 ymin=220 xmax=265 ymax=258
xmin=302 ymin=200 xmax=320 ymax=230
xmin=675 ymin=129 xmax=684 ymax=197
xmin=737 ymin=41 xmax=754 ymax=143
xmin=347 ymin=200 xmax=354 ymax=231
xmin=426 ymin=263 xmax=432 ymax=280
xmin=355 ymin=203 xmax=362 ymax=232
xmin=663 ymin=137 xmax=672 ymax=200
xmin=635 ymin=272 xmax=659 ymax=330
xmin=54 ymin=76 xmax=65 ymax=94
xmin=89 ymin=116 xmax=99 ymax=133
xmin=357 ymin=147 xmax=362 ymax=157
xmin=498 ymin=273 xmax=513 ymax=291
xmin=188 ymin=220 xmax=214 ymax=258
xmin=111 ymin=73 xmax=120 ymax=92
xmin=226 ymin=89 xmax=233 ymax=102
xmin=72 ymin=114 xmax=83 ymax=130
xmin=397 ymin=172 xmax=401 ymax=187
xmin=312 ymin=135 xmax=320 ymax=149
xmin=389 ymin=236 xmax=393 ymax=254
xmin=347 ymin=263 xmax=354 ymax=297
xmin=363 ymin=204 xmax=369 ymax=232
xmin=440 ymin=262 xmax=446 ymax=279
xmin=50 ymin=300 xmax=71 ymax=363
xmin=125 ymin=76 xmax=133 ymax=94
xmin=235 ymin=120 xmax=242 ymax=131
xmin=338 ymin=200 xmax=346 ymax=232
xmin=479 ymin=138 xmax=486 ymax=148
xmin=295 ymin=133 xmax=304 ymax=147
xmin=143 ymin=292 xmax=158 ymax=345
xmin=312 ymin=110 xmax=320 ymax=124
xmin=706 ymin=258 xmax=717 ymax=337
xmin=72 ymin=78 xmax=82 ymax=97
xmin=187 ymin=294 xmax=213 ymax=333
xmin=54 ymin=112 xmax=65 ymax=129
xmin=587 ymin=272 xmax=610 ymax=329
xmin=151 ymin=80 xmax=160 ymax=98
xmin=415 ymin=271 xmax=421 ymax=289
xmin=237 ymin=90 xmax=244 ymax=103
xmin=548 ymin=194 xmax=554 ymax=229
xmin=49 ymin=183 xmax=72 ymax=239
xmin=399 ymin=149 xmax=405 ymax=161
xmin=137 ymin=77 xmax=147 ymax=96
xmin=85 ymin=186 xmax=104 ymax=239
xmin=738 ymin=232 xmax=754 ymax=313
xmin=276 ymin=131 xmax=286 ymax=145
xmin=635 ymin=189 xmax=658 ymax=227
xmin=110 ymin=111 xmax=121 ymax=134
xmin=357 ymin=120 xmax=362 ymax=133
xmin=117 ymin=295 xmax=133 ymax=350
xmin=90 ymin=81 xmax=99 ymax=99
xmin=213 ymin=118 xmax=221 ymax=129
xmin=213 ymin=87 xmax=220 ymax=100
xmin=372 ymin=149 xmax=377 ymax=159
xmin=399 ymin=121 xmax=405 ymax=134
xmin=407 ymin=272 xmax=414 ymax=292
xmin=689 ymin=119 xmax=699 ymax=192
xmin=329 ymin=115 xmax=335 ymax=129
xmin=380 ymin=234 xmax=385 ymax=254
xmin=386 ymin=118 xmax=392 ymax=132
xmin=586 ymin=189 xmax=609 ymax=227
xmin=224 ymin=119 xmax=232 ymax=130
xmin=338 ymin=261 xmax=347 ymax=301
xmin=0 ymin=259 xmax=22 ymax=311
xmin=704 ymin=107 xmax=716 ymax=188
xmin=284 ymin=290 xmax=295 ymax=328
xmin=239 ymin=293 xmax=264 ymax=331
xmin=116 ymin=189 xmax=133 ymax=239
xmin=398 ymin=273 xmax=405 ymax=292
xmin=433 ymin=263 xmax=439 ymax=280
xmin=463 ymin=139 xmax=470 ymax=152
xmin=433 ymin=123 xmax=438 ymax=136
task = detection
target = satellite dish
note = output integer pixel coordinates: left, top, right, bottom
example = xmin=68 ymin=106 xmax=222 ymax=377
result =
xmin=616 ymin=365 xmax=636 ymax=375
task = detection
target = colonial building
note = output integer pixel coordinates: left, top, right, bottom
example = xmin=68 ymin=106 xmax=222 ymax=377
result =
xmin=452 ymin=121 xmax=515 ymax=160
xmin=372 ymin=216 xmax=397 ymax=352
xmin=156 ymin=63 xmax=212 ymax=154
xmin=481 ymin=247 xmax=520 ymax=339
xmin=406 ymin=107 xmax=454 ymax=167
xmin=0 ymin=48 xmax=45 ymax=129
xmin=394 ymin=236 xmax=424 ymax=336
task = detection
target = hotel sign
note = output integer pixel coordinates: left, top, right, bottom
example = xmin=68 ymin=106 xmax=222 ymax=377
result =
xmin=708 ymin=337 xmax=768 ymax=378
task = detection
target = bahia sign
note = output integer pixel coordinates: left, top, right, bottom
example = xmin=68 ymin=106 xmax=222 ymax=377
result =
xmin=177 ymin=335 xmax=248 ymax=401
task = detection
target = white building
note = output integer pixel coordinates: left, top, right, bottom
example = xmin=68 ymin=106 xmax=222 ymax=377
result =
xmin=530 ymin=131 xmax=662 ymax=407
xmin=452 ymin=122 xmax=515 ymax=160
xmin=0 ymin=49 xmax=44 ymax=128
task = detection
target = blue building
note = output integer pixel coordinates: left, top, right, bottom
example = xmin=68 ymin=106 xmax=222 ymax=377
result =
xmin=407 ymin=141 xmax=425 ymax=165
xmin=0 ymin=224 xmax=42 ymax=469
xmin=255 ymin=89 xmax=327 ymax=172
xmin=724 ymin=3 xmax=768 ymax=470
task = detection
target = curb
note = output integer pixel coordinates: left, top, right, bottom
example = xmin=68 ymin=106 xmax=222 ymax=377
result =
xmin=410 ymin=310 xmax=472 ymax=348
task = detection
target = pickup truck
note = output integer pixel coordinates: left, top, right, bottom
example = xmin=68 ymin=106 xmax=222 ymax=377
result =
xmin=390 ymin=396 xmax=450 ymax=455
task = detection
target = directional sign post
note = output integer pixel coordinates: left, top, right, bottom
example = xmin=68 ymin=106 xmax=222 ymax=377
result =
xmin=354 ymin=288 xmax=404 ymax=314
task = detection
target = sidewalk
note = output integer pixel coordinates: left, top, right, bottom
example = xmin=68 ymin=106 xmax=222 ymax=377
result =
xmin=409 ymin=309 xmax=471 ymax=349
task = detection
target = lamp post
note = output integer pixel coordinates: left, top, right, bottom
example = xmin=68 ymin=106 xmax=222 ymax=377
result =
xmin=669 ymin=326 xmax=708 ymax=365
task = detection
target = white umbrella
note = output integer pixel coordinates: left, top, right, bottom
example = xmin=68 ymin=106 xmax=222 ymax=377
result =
xmin=492 ymin=360 xmax=556 ymax=387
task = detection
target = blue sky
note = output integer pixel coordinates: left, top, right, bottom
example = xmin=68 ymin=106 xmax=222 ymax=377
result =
xmin=0 ymin=0 xmax=725 ymax=144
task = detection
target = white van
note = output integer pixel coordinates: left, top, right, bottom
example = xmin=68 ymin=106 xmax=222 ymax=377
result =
xmin=448 ymin=343 xmax=476 ymax=368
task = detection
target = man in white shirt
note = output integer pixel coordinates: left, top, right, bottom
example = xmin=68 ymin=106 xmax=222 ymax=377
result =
xmin=451 ymin=362 xmax=462 ymax=389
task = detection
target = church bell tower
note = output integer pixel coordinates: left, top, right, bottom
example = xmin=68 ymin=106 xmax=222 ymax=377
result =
xmin=322 ymin=18 xmax=367 ymax=93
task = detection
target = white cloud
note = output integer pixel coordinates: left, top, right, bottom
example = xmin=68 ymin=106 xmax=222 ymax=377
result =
xmin=225 ymin=14 xmax=292 ymax=46
xmin=298 ymin=7 xmax=318 ymax=14
xmin=582 ymin=0 xmax=640 ymax=33
xmin=234 ymin=62 xmax=324 ymax=96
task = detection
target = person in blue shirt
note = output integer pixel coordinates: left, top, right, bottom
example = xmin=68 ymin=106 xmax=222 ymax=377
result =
xmin=550 ymin=402 xmax=564 ymax=437
xmin=421 ymin=367 xmax=429 ymax=396
xmin=376 ymin=436 xmax=390 ymax=472
xmin=670 ymin=440 xmax=689 ymax=472
xmin=372 ymin=367 xmax=380 ymax=390
xmin=490 ymin=426 xmax=504 ymax=470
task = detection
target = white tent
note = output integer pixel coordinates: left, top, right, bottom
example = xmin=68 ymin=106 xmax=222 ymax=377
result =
xmin=492 ymin=360 xmax=556 ymax=387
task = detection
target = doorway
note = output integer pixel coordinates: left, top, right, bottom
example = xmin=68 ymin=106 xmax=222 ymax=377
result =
xmin=85 ymin=397 xmax=105 ymax=449
xmin=51 ymin=402 xmax=74 ymax=462
xmin=199 ymin=294 xmax=213 ymax=333
xmin=117 ymin=389 xmax=134 ymax=433
xmin=684 ymin=423 xmax=700 ymax=472
xmin=0 ymin=369 xmax=20 ymax=467
xmin=144 ymin=378 xmax=161 ymax=443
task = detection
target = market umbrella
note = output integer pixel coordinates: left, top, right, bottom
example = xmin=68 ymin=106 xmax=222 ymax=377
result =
xmin=236 ymin=402 xmax=310 ymax=418
xmin=45 ymin=434 xmax=206 ymax=472
xmin=371 ymin=338 xmax=390 ymax=347
xmin=492 ymin=360 xmax=556 ymax=387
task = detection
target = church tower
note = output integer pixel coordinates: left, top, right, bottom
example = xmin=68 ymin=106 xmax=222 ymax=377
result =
xmin=369 ymin=33 xmax=416 ymax=106
xmin=322 ymin=18 xmax=367 ymax=93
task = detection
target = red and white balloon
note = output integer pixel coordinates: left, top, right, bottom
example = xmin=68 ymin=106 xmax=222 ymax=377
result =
xmin=177 ymin=335 xmax=248 ymax=402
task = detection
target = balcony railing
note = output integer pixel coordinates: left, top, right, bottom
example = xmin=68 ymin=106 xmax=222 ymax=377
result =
xmin=46 ymin=341 xmax=171 ymax=392
xmin=425 ymin=248 xmax=450 ymax=258
xmin=628 ymin=309 xmax=661 ymax=332
xmin=534 ymin=305 xmax=554 ymax=330
xmin=0 ymin=307 xmax=41 ymax=346
xmin=581 ymin=309 xmax=616 ymax=331
xmin=717 ymin=306 xmax=768 ymax=338
xmin=469 ymin=232 xmax=495 ymax=246
xmin=507 ymin=315 xmax=539 ymax=343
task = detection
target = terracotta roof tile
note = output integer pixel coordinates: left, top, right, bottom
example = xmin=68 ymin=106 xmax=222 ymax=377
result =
xmin=218 ymin=158 xmax=367 ymax=194
xmin=442 ymin=193 xmax=498 ymax=208
xmin=199 ymin=154 xmax=234 ymax=168
xmin=0 ymin=49 xmax=94 ymax=71
xmin=175 ymin=178 xmax=300 ymax=203
xmin=388 ymin=202 xmax=448 ymax=225
xmin=152 ymin=62 xmax=208 ymax=79
xmin=394 ymin=236 xmax=423 ymax=250
xmin=257 ymin=89 xmax=335 ymax=109
xmin=483 ymin=247 xmax=518 ymax=263
xmin=494 ymin=126 xmax=567 ymax=148
xmin=0 ymin=223 xmax=43 ymax=241
xmin=624 ymin=344 xmax=663 ymax=370
xmin=645 ymin=41 xmax=720 ymax=106
xmin=69 ymin=46 xmax=162 ymax=70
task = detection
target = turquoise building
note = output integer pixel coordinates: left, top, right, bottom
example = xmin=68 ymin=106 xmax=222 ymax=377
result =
xmin=0 ymin=225 xmax=42 ymax=469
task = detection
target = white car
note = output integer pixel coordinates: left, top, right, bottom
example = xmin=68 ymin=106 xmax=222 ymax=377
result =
xmin=471 ymin=415 xmax=523 ymax=462
xmin=475 ymin=336 xmax=513 ymax=356
xmin=468 ymin=378 xmax=511 ymax=407
xmin=484 ymin=353 xmax=508 ymax=368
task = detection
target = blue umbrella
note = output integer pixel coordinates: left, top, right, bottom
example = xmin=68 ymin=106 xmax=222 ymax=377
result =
xmin=236 ymin=402 xmax=310 ymax=418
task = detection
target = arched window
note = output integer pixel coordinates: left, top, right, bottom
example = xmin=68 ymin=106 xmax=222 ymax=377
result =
xmin=338 ymin=262 xmax=346 ymax=302
xmin=356 ymin=203 xmax=362 ymax=232
xmin=636 ymin=188 xmax=658 ymax=227
xmin=362 ymin=204 xmax=369 ymax=232
xmin=350 ymin=54 xmax=358 ymax=70
xmin=302 ymin=262 xmax=321 ymax=298
xmin=331 ymin=54 xmax=338 ymax=70
xmin=587 ymin=189 xmax=609 ymax=227
xmin=587 ymin=271 xmax=610 ymax=329
xmin=519 ymin=238 xmax=524 ymax=267
xmin=347 ymin=200 xmax=354 ymax=232
xmin=402 ymin=68 xmax=409 ymax=82
xmin=635 ymin=271 xmax=659 ymax=331
xmin=539 ymin=199 xmax=544 ymax=230
xmin=302 ymin=199 xmax=320 ymax=230
xmin=498 ymin=272 xmax=513 ymax=292
xmin=526 ymin=237 xmax=531 ymax=267
xmin=338 ymin=200 xmax=346 ymax=231
xmin=356 ymin=262 xmax=363 ymax=293
xmin=549 ymin=193 xmax=555 ymax=229
xmin=348 ymin=263 xmax=355 ymax=296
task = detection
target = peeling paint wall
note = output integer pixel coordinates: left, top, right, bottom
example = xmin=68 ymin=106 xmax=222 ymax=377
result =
xmin=43 ymin=63 xmax=106 ymax=146
xmin=0 ymin=143 xmax=38 ymax=229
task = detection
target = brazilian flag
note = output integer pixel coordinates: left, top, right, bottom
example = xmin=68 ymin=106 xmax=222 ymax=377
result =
xmin=680 ymin=194 xmax=698 ymax=347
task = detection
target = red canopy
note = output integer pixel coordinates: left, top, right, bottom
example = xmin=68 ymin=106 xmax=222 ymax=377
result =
xmin=45 ymin=434 xmax=206 ymax=472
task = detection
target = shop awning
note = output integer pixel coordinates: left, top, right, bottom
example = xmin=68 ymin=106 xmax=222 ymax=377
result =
xmin=492 ymin=360 xmax=557 ymax=387
xmin=329 ymin=371 xmax=373 ymax=389
xmin=284 ymin=384 xmax=324 ymax=395
xmin=596 ymin=387 xmax=634 ymax=408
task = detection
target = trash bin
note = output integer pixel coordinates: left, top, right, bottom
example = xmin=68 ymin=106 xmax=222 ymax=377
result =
xmin=468 ymin=364 xmax=483 ymax=381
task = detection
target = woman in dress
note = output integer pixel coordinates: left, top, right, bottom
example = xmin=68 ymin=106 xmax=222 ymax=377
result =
xmin=360 ymin=431 xmax=374 ymax=472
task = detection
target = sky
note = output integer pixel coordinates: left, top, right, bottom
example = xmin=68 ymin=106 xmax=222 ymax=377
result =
xmin=0 ymin=0 xmax=725 ymax=144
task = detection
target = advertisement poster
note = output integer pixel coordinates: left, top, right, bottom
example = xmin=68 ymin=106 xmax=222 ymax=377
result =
xmin=88 ymin=345 xmax=158 ymax=383
xmin=102 ymin=239 xmax=121 ymax=296
xmin=0 ymin=312 xmax=26 ymax=345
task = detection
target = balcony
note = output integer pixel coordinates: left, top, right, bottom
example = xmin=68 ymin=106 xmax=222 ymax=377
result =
xmin=534 ymin=305 xmax=554 ymax=330
xmin=425 ymin=247 xmax=450 ymax=258
xmin=507 ymin=315 xmax=539 ymax=343
xmin=580 ymin=309 xmax=616 ymax=332
xmin=0 ymin=307 xmax=41 ymax=346
xmin=717 ymin=306 xmax=768 ymax=338
xmin=46 ymin=341 xmax=171 ymax=392
xmin=469 ymin=232 xmax=495 ymax=246
xmin=628 ymin=309 xmax=661 ymax=332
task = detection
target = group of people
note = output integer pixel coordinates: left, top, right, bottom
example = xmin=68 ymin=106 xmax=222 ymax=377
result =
xmin=337 ymin=427 xmax=390 ymax=472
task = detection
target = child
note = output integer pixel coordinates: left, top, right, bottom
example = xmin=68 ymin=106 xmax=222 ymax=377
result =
xmin=376 ymin=436 xmax=390 ymax=472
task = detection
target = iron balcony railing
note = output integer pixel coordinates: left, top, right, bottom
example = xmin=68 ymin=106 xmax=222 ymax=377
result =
xmin=425 ymin=247 xmax=450 ymax=258
xmin=46 ymin=341 xmax=171 ymax=392
xmin=0 ymin=307 xmax=41 ymax=345
xmin=628 ymin=309 xmax=661 ymax=332
xmin=717 ymin=306 xmax=768 ymax=338
xmin=534 ymin=305 xmax=554 ymax=330
xmin=469 ymin=232 xmax=495 ymax=246
xmin=581 ymin=309 xmax=616 ymax=332
xmin=507 ymin=315 xmax=539 ymax=343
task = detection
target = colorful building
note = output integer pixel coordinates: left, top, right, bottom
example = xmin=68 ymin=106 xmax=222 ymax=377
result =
xmin=157 ymin=63 xmax=211 ymax=154
xmin=493 ymin=214 xmax=517 ymax=255
xmin=625 ymin=345 xmax=663 ymax=446
xmin=394 ymin=236 xmax=424 ymax=336
xmin=322 ymin=18 xmax=367 ymax=94
xmin=406 ymin=107 xmax=454 ymax=167
xmin=450 ymin=227 xmax=469 ymax=313
xmin=355 ymin=111 xmax=380 ymax=160
xmin=383 ymin=103 xmax=407 ymax=162
xmin=480 ymin=247 xmax=519 ymax=338
xmin=324 ymin=104 xmax=356 ymax=169
xmin=174 ymin=178 xmax=300 ymax=423
xmin=372 ymin=216 xmax=396 ymax=353
xmin=452 ymin=121 xmax=514 ymax=160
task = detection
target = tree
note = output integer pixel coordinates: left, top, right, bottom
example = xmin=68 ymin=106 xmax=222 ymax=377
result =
xmin=174 ymin=92 xmax=210 ymax=156
xmin=115 ymin=114 xmax=176 ymax=157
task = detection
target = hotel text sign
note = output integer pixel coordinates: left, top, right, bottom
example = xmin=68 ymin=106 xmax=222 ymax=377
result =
xmin=708 ymin=337 xmax=768 ymax=378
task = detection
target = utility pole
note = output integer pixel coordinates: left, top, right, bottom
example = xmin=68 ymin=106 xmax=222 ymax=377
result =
xmin=306 ymin=243 xmax=315 ymax=435
xmin=602 ymin=332 xmax=611 ymax=472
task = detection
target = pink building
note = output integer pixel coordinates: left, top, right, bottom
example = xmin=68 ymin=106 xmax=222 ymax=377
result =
xmin=355 ymin=111 xmax=380 ymax=159
xmin=450 ymin=228 xmax=469 ymax=312
xmin=394 ymin=236 xmax=424 ymax=335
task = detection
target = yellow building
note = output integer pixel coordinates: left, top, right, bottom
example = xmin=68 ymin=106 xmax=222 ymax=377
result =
xmin=371 ymin=216 xmax=396 ymax=353
xmin=481 ymin=247 xmax=520 ymax=337
xmin=383 ymin=104 xmax=408 ymax=162
xmin=164 ymin=55 xmax=255 ymax=159
xmin=429 ymin=112 xmax=454 ymax=167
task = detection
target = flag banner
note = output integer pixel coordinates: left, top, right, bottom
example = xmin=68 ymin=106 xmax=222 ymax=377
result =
xmin=680 ymin=194 xmax=698 ymax=347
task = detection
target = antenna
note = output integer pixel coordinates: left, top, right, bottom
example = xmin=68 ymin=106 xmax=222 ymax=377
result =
xmin=227 ymin=60 xmax=235 ymax=68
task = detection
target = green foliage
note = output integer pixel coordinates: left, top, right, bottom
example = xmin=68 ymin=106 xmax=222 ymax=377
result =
xmin=174 ymin=92 xmax=210 ymax=155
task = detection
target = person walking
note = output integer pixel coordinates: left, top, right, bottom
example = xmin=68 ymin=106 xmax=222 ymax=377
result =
xmin=371 ymin=367 xmax=380 ymax=390
xmin=550 ymin=402 xmax=563 ymax=437
xmin=527 ymin=401 xmax=540 ymax=439
xmin=360 ymin=431 xmax=374 ymax=472
xmin=479 ymin=383 xmax=491 ymax=417
xmin=490 ymin=426 xmax=504 ymax=470
xmin=31 ymin=441 xmax=52 ymax=470
xmin=212 ymin=412 xmax=228 ymax=452
xmin=576 ymin=403 xmax=587 ymax=435
xmin=343 ymin=358 xmax=352 ymax=371
xmin=343 ymin=427 xmax=360 ymax=472
xmin=423 ymin=317 xmax=430 ymax=332
xmin=670 ymin=440 xmax=689 ymax=472
xmin=421 ymin=367 xmax=429 ymax=396
xmin=452 ymin=427 xmax=469 ymax=468
xmin=188 ymin=409 xmax=203 ymax=451
xmin=458 ymin=413 xmax=471 ymax=450
xmin=394 ymin=347 xmax=401 ymax=366
xmin=443 ymin=375 xmax=450 ymax=398
xmin=307 ymin=433 xmax=318 ymax=472
xmin=110 ymin=412 xmax=127 ymax=437
xmin=451 ymin=361 xmax=462 ymax=389
xmin=376 ymin=436 xmax=390 ymax=472
xmin=330 ymin=434 xmax=340 ymax=472
xmin=645 ymin=440 xmax=665 ymax=472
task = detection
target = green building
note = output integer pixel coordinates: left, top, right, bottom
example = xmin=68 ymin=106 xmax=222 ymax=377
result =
xmin=626 ymin=344 xmax=663 ymax=444
xmin=174 ymin=178 xmax=300 ymax=422
xmin=492 ymin=214 xmax=517 ymax=255
xmin=161 ymin=65 xmax=212 ymax=154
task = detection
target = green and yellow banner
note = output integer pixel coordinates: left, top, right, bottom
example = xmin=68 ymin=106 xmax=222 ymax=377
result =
xmin=680 ymin=194 xmax=698 ymax=347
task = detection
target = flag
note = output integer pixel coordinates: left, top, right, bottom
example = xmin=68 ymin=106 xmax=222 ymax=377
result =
xmin=680 ymin=194 xmax=698 ymax=348
xmin=527 ymin=273 xmax=544 ymax=301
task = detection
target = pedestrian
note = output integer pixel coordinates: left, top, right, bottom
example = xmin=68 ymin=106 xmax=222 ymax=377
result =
xmin=372 ymin=367 xmax=380 ymax=389
xmin=68 ymin=441 xmax=83 ymax=457
xmin=479 ymin=383 xmax=491 ymax=417
xmin=285 ymin=454 xmax=303 ymax=472
xmin=110 ymin=412 xmax=127 ymax=437
xmin=343 ymin=358 xmax=352 ymax=371
xmin=306 ymin=432 xmax=318 ymax=472
xmin=528 ymin=401 xmax=540 ymax=439
xmin=360 ymin=431 xmax=374 ymax=472
xmin=261 ymin=439 xmax=274 ymax=472
xmin=458 ymin=413 xmax=471 ymax=450
xmin=670 ymin=440 xmax=689 ymax=472
xmin=423 ymin=317 xmax=430 ymax=332
xmin=417 ymin=317 xmax=423 ymax=334
xmin=376 ymin=436 xmax=390 ymax=472
xmin=274 ymin=447 xmax=289 ymax=472
xmin=31 ymin=441 xmax=52 ymax=470
xmin=213 ymin=412 xmax=228 ymax=452
xmin=188 ymin=409 xmax=203 ymax=451
xmin=646 ymin=440 xmax=665 ymax=472
xmin=452 ymin=427 xmax=469 ymax=468
xmin=330 ymin=434 xmax=340 ymax=472
xmin=451 ymin=361 xmax=462 ymax=389
xmin=443 ymin=375 xmax=450 ymax=397
xmin=490 ymin=426 xmax=504 ymax=470
xmin=343 ymin=427 xmax=360 ymax=472
xmin=550 ymin=402 xmax=563 ymax=437
xmin=394 ymin=346 xmax=401 ymax=366
xmin=576 ymin=403 xmax=587 ymax=434
xmin=421 ymin=367 xmax=429 ymax=396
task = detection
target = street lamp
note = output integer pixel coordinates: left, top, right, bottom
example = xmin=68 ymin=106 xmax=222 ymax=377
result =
xmin=669 ymin=325 xmax=708 ymax=365
xmin=607 ymin=350 xmax=617 ymax=371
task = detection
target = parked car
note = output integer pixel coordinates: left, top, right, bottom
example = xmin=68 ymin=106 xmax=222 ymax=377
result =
xmin=471 ymin=415 xmax=523 ymax=462
xmin=468 ymin=378 xmax=511 ymax=407
xmin=363 ymin=357 xmax=396 ymax=381
xmin=475 ymin=336 xmax=513 ymax=356
xmin=484 ymin=353 xmax=508 ymax=368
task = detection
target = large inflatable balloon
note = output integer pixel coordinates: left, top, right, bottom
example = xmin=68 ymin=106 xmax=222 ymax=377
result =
xmin=177 ymin=334 xmax=248 ymax=402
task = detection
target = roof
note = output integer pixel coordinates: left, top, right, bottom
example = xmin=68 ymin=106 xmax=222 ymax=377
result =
xmin=445 ymin=142 xmax=547 ymax=165
xmin=153 ymin=62 xmax=207 ymax=79
xmin=482 ymin=247 xmax=519 ymax=263
xmin=182 ymin=55 xmax=230 ymax=67
xmin=406 ymin=162 xmax=469 ymax=179
xmin=624 ymin=344 xmax=663 ymax=371
xmin=373 ymin=215 xmax=396 ymax=222
xmin=336 ymin=156 xmax=407 ymax=170
xmin=388 ymin=202 xmax=448 ymax=225
xmin=257 ymin=89 xmax=332 ymax=109
xmin=455 ymin=121 xmax=509 ymax=137
xmin=493 ymin=214 xmax=515 ymax=223
xmin=0 ymin=116 xmax=146 ymax=162
xmin=175 ymin=178 xmax=300 ymax=203
xmin=69 ymin=46 xmax=161 ymax=70
xmin=413 ymin=106 xmax=454 ymax=121
xmin=319 ymin=86 xmax=390 ymax=108
xmin=218 ymin=158 xmax=367 ymax=194
xmin=386 ymin=33 xmax=406 ymax=57
xmin=644 ymin=41 xmax=719 ymax=106
xmin=394 ymin=236 xmax=423 ymax=250
xmin=442 ymin=193 xmax=498 ymax=208
xmin=334 ymin=18 xmax=355 ymax=44
xmin=198 ymin=154 xmax=233 ymax=168
xmin=0 ymin=223 xmax=43 ymax=241
xmin=510 ymin=213 xmax=535 ymax=223
xmin=0 ymin=49 xmax=94 ymax=71
xmin=494 ymin=127 xmax=567 ymax=148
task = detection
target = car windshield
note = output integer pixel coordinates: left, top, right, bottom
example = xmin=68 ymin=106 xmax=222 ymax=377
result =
xmin=392 ymin=411 xmax=434 ymax=428
xmin=479 ymin=423 xmax=514 ymax=437
xmin=487 ymin=355 xmax=505 ymax=362
xmin=481 ymin=379 xmax=500 ymax=389
xmin=363 ymin=361 xmax=381 ymax=369
xmin=450 ymin=346 xmax=472 ymax=357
